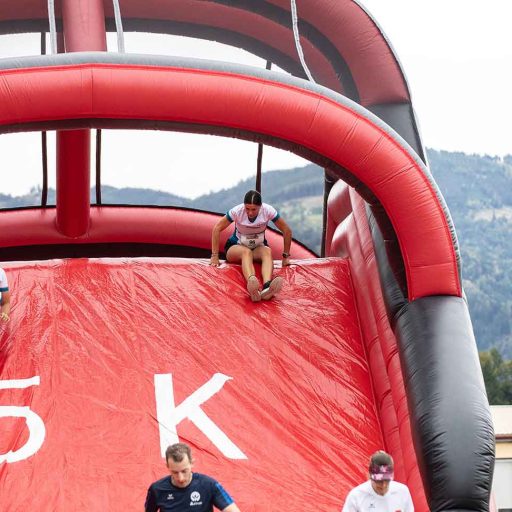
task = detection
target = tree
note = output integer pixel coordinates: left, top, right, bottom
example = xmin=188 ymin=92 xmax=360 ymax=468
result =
xmin=479 ymin=348 xmax=512 ymax=404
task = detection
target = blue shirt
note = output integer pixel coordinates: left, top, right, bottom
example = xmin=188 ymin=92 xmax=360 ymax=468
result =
xmin=145 ymin=472 xmax=234 ymax=512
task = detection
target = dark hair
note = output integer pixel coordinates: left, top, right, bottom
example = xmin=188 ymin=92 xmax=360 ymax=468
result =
xmin=165 ymin=443 xmax=193 ymax=464
xmin=369 ymin=450 xmax=394 ymax=469
xmin=244 ymin=190 xmax=262 ymax=206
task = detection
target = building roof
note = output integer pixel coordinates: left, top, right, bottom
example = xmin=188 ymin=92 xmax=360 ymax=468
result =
xmin=491 ymin=405 xmax=512 ymax=438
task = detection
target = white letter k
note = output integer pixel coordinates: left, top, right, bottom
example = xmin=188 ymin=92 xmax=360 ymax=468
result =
xmin=154 ymin=373 xmax=247 ymax=459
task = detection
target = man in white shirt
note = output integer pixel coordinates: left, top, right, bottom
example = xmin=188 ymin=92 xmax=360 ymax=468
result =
xmin=342 ymin=451 xmax=414 ymax=512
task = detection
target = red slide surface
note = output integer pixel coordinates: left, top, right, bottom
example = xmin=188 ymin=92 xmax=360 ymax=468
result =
xmin=1 ymin=257 xmax=386 ymax=511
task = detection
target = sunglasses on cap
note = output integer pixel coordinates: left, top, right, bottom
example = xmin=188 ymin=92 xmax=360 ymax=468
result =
xmin=369 ymin=464 xmax=394 ymax=481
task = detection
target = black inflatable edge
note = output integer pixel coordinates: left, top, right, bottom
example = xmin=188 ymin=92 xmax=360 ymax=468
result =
xmin=0 ymin=205 xmax=315 ymax=259
xmin=395 ymin=296 xmax=494 ymax=512
xmin=0 ymin=242 xmax=210 ymax=261
xmin=365 ymin=201 xmax=408 ymax=323
xmin=111 ymin=14 xmax=359 ymax=101
xmin=368 ymin=103 xmax=426 ymax=164
xmin=363 ymin=198 xmax=493 ymax=510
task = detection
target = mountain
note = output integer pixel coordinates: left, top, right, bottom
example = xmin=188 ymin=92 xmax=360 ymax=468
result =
xmin=190 ymin=164 xmax=324 ymax=213
xmin=428 ymin=151 xmax=512 ymax=358
xmin=1 ymin=150 xmax=511 ymax=357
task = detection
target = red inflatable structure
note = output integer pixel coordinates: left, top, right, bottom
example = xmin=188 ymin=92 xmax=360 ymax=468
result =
xmin=0 ymin=2 xmax=494 ymax=511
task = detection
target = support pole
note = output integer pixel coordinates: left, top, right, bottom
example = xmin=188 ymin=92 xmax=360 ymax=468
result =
xmin=56 ymin=0 xmax=106 ymax=237
xmin=56 ymin=131 xmax=91 ymax=236
xmin=40 ymin=32 xmax=48 ymax=207
xmin=61 ymin=0 xmax=107 ymax=52
xmin=321 ymin=169 xmax=337 ymax=257
xmin=95 ymin=129 xmax=102 ymax=205
xmin=255 ymin=61 xmax=272 ymax=194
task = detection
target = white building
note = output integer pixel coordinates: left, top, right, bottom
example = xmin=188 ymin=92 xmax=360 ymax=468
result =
xmin=491 ymin=405 xmax=512 ymax=512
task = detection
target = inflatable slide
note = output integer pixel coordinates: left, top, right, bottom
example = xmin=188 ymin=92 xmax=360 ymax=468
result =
xmin=0 ymin=1 xmax=494 ymax=511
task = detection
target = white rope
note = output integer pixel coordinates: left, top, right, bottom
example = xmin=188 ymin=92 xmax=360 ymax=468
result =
xmin=47 ymin=0 xmax=58 ymax=54
xmin=290 ymin=0 xmax=316 ymax=83
xmin=112 ymin=0 xmax=126 ymax=52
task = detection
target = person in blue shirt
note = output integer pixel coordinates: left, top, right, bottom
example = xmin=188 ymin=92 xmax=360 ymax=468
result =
xmin=145 ymin=443 xmax=241 ymax=512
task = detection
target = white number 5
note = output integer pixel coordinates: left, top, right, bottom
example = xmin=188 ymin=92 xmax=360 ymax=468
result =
xmin=0 ymin=376 xmax=46 ymax=463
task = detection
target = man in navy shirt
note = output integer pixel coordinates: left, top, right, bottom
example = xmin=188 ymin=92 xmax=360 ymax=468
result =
xmin=145 ymin=443 xmax=241 ymax=512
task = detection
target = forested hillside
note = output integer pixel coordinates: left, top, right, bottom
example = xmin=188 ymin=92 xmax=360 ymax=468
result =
xmin=428 ymin=151 xmax=512 ymax=358
xmin=1 ymin=150 xmax=510 ymax=358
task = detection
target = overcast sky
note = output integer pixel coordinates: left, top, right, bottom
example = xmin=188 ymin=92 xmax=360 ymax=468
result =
xmin=0 ymin=0 xmax=510 ymax=198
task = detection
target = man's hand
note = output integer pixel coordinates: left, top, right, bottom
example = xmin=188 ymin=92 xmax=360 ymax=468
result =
xmin=282 ymin=256 xmax=290 ymax=267
xmin=210 ymin=254 xmax=220 ymax=267
xmin=1 ymin=312 xmax=9 ymax=322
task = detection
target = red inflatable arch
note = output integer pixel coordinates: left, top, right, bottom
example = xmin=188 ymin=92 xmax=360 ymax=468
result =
xmin=0 ymin=56 xmax=459 ymax=300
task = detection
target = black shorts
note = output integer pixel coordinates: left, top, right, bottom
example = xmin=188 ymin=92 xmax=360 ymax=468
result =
xmin=224 ymin=235 xmax=268 ymax=255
